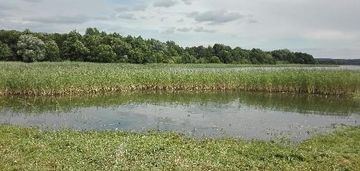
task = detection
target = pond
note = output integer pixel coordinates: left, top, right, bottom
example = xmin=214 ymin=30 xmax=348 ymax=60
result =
xmin=0 ymin=91 xmax=359 ymax=141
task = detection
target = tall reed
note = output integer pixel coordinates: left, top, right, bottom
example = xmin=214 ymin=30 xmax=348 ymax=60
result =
xmin=0 ymin=62 xmax=359 ymax=96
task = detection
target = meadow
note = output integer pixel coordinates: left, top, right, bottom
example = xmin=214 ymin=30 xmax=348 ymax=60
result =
xmin=0 ymin=125 xmax=359 ymax=170
xmin=0 ymin=62 xmax=359 ymax=96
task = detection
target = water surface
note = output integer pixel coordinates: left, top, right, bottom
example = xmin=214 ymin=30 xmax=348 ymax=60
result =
xmin=0 ymin=92 xmax=359 ymax=141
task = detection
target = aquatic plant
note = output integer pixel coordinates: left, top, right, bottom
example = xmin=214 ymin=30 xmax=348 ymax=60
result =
xmin=0 ymin=62 xmax=359 ymax=96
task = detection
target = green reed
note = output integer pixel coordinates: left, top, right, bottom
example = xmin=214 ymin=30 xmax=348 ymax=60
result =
xmin=0 ymin=62 xmax=359 ymax=96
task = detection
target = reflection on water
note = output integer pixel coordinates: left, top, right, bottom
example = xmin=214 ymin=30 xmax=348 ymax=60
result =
xmin=0 ymin=92 xmax=359 ymax=141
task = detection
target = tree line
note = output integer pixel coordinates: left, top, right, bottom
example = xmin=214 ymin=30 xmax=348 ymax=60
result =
xmin=0 ymin=28 xmax=317 ymax=64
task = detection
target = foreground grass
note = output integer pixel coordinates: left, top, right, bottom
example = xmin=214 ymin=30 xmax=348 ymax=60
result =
xmin=0 ymin=125 xmax=359 ymax=170
xmin=0 ymin=62 xmax=359 ymax=96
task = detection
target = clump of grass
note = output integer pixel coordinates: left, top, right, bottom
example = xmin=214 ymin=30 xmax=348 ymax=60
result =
xmin=0 ymin=62 xmax=359 ymax=96
xmin=0 ymin=125 xmax=359 ymax=170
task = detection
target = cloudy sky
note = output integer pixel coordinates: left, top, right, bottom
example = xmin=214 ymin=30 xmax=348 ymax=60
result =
xmin=0 ymin=0 xmax=359 ymax=58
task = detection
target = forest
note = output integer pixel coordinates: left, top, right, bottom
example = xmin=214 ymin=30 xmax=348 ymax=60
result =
xmin=0 ymin=28 xmax=316 ymax=64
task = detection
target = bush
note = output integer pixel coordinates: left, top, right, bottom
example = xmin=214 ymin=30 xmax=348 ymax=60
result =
xmin=0 ymin=42 xmax=13 ymax=60
xmin=17 ymin=35 xmax=46 ymax=62
xmin=62 ymin=31 xmax=89 ymax=61
xmin=209 ymin=56 xmax=221 ymax=63
xmin=44 ymin=40 xmax=61 ymax=61
xmin=91 ymin=44 xmax=117 ymax=63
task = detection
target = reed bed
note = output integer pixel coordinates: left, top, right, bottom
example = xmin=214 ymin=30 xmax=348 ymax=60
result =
xmin=0 ymin=62 xmax=359 ymax=96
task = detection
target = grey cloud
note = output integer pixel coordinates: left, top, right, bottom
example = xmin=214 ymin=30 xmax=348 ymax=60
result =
xmin=115 ymin=7 xmax=130 ymax=12
xmin=154 ymin=0 xmax=178 ymax=8
xmin=24 ymin=15 xmax=90 ymax=24
xmin=194 ymin=27 xmax=215 ymax=33
xmin=177 ymin=18 xmax=185 ymax=22
xmin=117 ymin=13 xmax=136 ymax=20
xmin=115 ymin=5 xmax=147 ymax=13
xmin=175 ymin=27 xmax=216 ymax=33
xmin=21 ymin=0 xmax=42 ymax=3
xmin=162 ymin=27 xmax=176 ymax=34
xmin=94 ymin=16 xmax=110 ymax=21
xmin=0 ymin=4 xmax=18 ymax=11
xmin=248 ymin=19 xmax=258 ymax=24
xmin=177 ymin=27 xmax=192 ymax=32
xmin=182 ymin=0 xmax=193 ymax=5
xmin=188 ymin=10 xmax=245 ymax=24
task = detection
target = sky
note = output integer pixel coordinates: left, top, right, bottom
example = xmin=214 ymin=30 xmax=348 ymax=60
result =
xmin=0 ymin=0 xmax=359 ymax=59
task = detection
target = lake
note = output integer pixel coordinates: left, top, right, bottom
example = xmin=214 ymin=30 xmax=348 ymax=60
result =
xmin=0 ymin=91 xmax=359 ymax=141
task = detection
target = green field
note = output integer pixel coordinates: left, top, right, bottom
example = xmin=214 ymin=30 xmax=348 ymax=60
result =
xmin=0 ymin=125 xmax=359 ymax=170
xmin=0 ymin=62 xmax=359 ymax=96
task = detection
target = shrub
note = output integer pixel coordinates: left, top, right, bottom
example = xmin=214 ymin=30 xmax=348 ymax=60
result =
xmin=17 ymin=35 xmax=46 ymax=62
xmin=0 ymin=42 xmax=13 ymax=60
xmin=44 ymin=40 xmax=61 ymax=61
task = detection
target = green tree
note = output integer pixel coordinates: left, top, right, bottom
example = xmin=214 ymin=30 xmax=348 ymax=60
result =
xmin=128 ymin=48 xmax=145 ymax=64
xmin=83 ymin=35 xmax=102 ymax=61
xmin=62 ymin=31 xmax=89 ymax=61
xmin=209 ymin=56 xmax=221 ymax=63
xmin=0 ymin=30 xmax=22 ymax=60
xmin=294 ymin=52 xmax=316 ymax=64
xmin=85 ymin=27 xmax=100 ymax=36
xmin=181 ymin=53 xmax=197 ymax=63
xmin=91 ymin=44 xmax=117 ymax=63
xmin=0 ymin=42 xmax=13 ymax=60
xmin=44 ymin=40 xmax=60 ymax=61
xmin=108 ymin=37 xmax=132 ymax=62
xmin=249 ymin=49 xmax=275 ymax=64
xmin=17 ymin=35 xmax=46 ymax=62
xmin=271 ymin=49 xmax=295 ymax=63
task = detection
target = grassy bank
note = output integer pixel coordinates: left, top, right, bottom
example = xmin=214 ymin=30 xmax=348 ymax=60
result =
xmin=0 ymin=62 xmax=359 ymax=96
xmin=0 ymin=125 xmax=359 ymax=170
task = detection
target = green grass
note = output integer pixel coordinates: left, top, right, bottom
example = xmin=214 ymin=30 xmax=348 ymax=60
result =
xmin=0 ymin=125 xmax=359 ymax=170
xmin=0 ymin=62 xmax=359 ymax=96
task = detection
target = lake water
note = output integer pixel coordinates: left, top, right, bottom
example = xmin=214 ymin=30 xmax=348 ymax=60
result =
xmin=0 ymin=92 xmax=359 ymax=141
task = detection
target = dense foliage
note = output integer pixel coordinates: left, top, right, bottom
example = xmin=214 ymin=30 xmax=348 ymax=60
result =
xmin=16 ymin=35 xmax=46 ymax=62
xmin=0 ymin=41 xmax=13 ymax=60
xmin=0 ymin=28 xmax=317 ymax=64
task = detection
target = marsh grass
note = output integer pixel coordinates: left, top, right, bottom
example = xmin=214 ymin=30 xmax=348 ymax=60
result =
xmin=0 ymin=62 xmax=359 ymax=96
xmin=0 ymin=125 xmax=359 ymax=170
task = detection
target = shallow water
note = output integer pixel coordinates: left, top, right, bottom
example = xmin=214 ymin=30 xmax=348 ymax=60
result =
xmin=0 ymin=92 xmax=359 ymax=141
